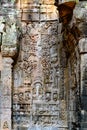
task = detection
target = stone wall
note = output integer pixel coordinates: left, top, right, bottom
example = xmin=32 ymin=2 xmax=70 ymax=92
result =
xmin=0 ymin=1 xmax=87 ymax=130
xmin=0 ymin=3 xmax=20 ymax=130
xmin=12 ymin=0 xmax=69 ymax=130
xmin=57 ymin=1 xmax=87 ymax=130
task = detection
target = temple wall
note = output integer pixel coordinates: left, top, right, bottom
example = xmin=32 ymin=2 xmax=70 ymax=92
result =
xmin=59 ymin=1 xmax=87 ymax=130
xmin=13 ymin=0 xmax=68 ymax=130
xmin=0 ymin=1 xmax=87 ymax=130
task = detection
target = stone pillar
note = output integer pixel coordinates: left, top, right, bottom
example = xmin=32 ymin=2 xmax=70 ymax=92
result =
xmin=79 ymin=38 xmax=87 ymax=129
xmin=0 ymin=57 xmax=13 ymax=130
xmin=0 ymin=3 xmax=19 ymax=130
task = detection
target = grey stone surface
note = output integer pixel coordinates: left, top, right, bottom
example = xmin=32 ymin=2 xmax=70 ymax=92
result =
xmin=0 ymin=1 xmax=87 ymax=130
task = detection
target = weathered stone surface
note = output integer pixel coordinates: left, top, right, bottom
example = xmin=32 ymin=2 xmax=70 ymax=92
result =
xmin=11 ymin=1 xmax=68 ymax=129
xmin=13 ymin=20 xmax=62 ymax=129
xmin=74 ymin=2 xmax=87 ymax=38
xmin=0 ymin=1 xmax=87 ymax=130
xmin=79 ymin=38 xmax=87 ymax=53
xmin=0 ymin=57 xmax=13 ymax=130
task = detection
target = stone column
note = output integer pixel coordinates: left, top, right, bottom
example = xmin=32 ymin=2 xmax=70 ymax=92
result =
xmin=79 ymin=38 xmax=87 ymax=129
xmin=0 ymin=3 xmax=19 ymax=130
xmin=0 ymin=57 xmax=13 ymax=130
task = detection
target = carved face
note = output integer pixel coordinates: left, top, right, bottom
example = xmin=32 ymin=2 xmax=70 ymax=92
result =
xmin=18 ymin=92 xmax=24 ymax=102
xmin=13 ymin=93 xmax=18 ymax=102
xmin=25 ymin=91 xmax=30 ymax=101
xmin=53 ymin=93 xmax=58 ymax=101
xmin=45 ymin=92 xmax=51 ymax=101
